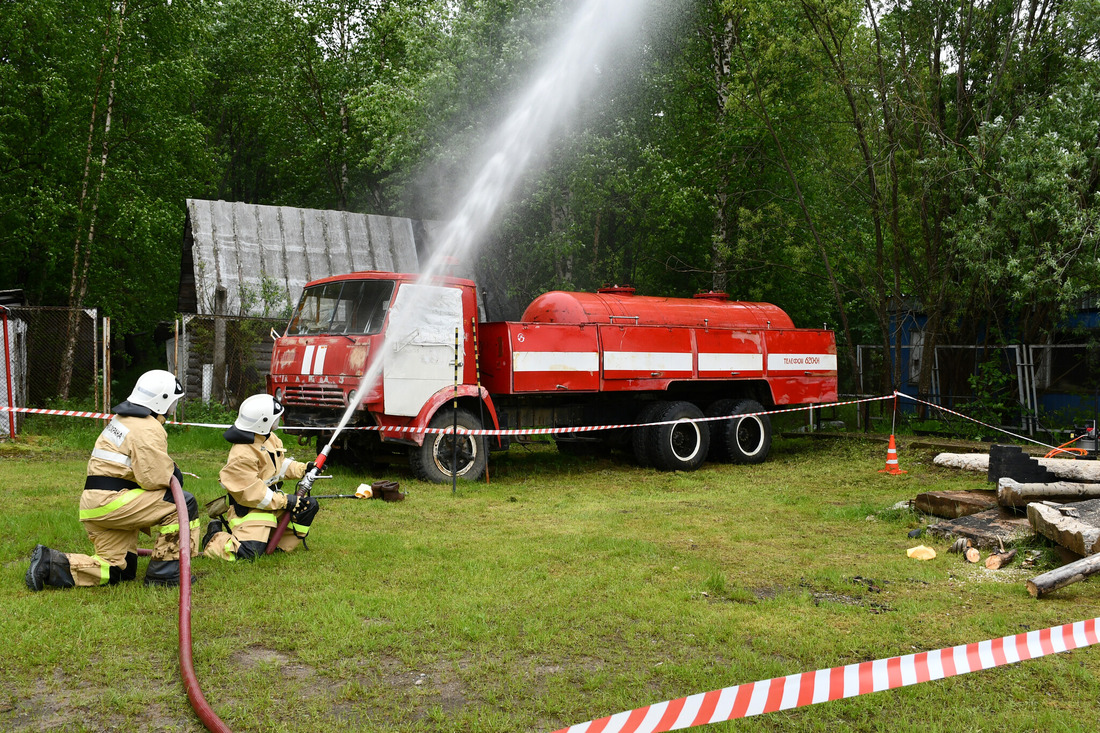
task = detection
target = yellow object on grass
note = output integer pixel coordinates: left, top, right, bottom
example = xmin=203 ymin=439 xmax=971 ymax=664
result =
xmin=907 ymin=545 xmax=937 ymax=560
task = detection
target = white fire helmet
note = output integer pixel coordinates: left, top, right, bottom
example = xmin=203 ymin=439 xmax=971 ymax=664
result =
xmin=234 ymin=394 xmax=285 ymax=435
xmin=127 ymin=369 xmax=185 ymax=415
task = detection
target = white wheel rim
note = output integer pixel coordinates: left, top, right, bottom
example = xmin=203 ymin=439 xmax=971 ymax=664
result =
xmin=669 ymin=419 xmax=703 ymax=462
xmin=432 ymin=432 xmax=478 ymax=476
xmin=735 ymin=416 xmax=765 ymax=457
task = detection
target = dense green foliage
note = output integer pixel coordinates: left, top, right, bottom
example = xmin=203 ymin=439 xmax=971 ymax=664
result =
xmin=2 ymin=0 xmax=1097 ymax=391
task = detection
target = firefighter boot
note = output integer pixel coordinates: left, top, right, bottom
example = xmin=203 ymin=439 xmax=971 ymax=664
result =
xmin=120 ymin=552 xmax=138 ymax=582
xmin=144 ymin=559 xmax=195 ymax=588
xmin=25 ymin=545 xmax=76 ymax=591
xmin=201 ymin=519 xmax=224 ymax=552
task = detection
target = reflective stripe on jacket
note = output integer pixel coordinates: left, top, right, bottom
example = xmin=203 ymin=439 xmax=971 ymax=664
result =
xmin=219 ymin=433 xmax=307 ymax=531
xmin=86 ymin=415 xmax=174 ymax=490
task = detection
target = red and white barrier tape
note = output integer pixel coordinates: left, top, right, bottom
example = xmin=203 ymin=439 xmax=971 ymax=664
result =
xmin=1 ymin=395 xmax=893 ymax=437
xmin=0 ymin=405 xmax=112 ymax=420
xmin=554 ymin=617 xmax=1099 ymax=733
xmin=0 ymin=405 xmax=234 ymax=429
xmin=894 ymin=391 xmax=1057 ymax=451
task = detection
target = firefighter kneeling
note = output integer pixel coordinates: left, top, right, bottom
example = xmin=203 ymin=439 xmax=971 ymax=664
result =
xmin=25 ymin=369 xmax=199 ymax=590
xmin=202 ymin=394 xmax=320 ymax=561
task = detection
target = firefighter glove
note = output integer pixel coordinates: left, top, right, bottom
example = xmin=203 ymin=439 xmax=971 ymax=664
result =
xmin=283 ymin=493 xmax=298 ymax=512
xmin=305 ymin=461 xmax=316 ymax=474
xmin=291 ymin=495 xmax=320 ymax=526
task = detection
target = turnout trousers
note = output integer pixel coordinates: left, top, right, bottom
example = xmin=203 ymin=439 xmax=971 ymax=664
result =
xmin=202 ymin=505 xmax=308 ymax=562
xmin=66 ymin=488 xmax=201 ymax=587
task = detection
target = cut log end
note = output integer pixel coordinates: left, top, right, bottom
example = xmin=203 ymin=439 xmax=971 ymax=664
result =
xmin=1027 ymin=552 xmax=1100 ymax=599
xmin=985 ymin=548 xmax=1017 ymax=570
xmin=965 ymin=547 xmax=981 ymax=563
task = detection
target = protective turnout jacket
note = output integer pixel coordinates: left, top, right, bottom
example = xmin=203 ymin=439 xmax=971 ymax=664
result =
xmin=86 ymin=411 xmax=176 ymax=490
xmin=217 ymin=429 xmax=308 ymax=546
xmin=69 ymin=402 xmax=200 ymax=586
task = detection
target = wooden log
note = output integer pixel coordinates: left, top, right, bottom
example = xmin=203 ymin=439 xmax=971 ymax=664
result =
xmin=934 ymin=453 xmax=991 ymax=472
xmin=965 ymin=547 xmax=981 ymax=563
xmin=949 ymin=537 xmax=971 ymax=554
xmin=998 ymin=478 xmax=1100 ymax=507
xmin=1026 ymin=500 xmax=1100 ymax=557
xmin=935 ymin=453 xmax=1100 ymax=482
xmin=916 ymin=489 xmax=997 ymax=518
xmin=984 ymin=548 xmax=1017 ymax=569
xmin=1027 ymin=553 xmax=1100 ymax=598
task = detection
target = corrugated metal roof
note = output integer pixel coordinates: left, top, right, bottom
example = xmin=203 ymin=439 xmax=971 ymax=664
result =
xmin=179 ymin=199 xmax=442 ymax=317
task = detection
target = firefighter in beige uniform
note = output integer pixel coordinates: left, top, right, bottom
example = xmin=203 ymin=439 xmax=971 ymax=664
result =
xmin=25 ymin=370 xmax=200 ymax=590
xmin=202 ymin=394 xmax=319 ymax=561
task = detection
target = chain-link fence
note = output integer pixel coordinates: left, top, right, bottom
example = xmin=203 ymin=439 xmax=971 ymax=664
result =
xmin=1 ymin=306 xmax=102 ymax=436
xmin=172 ymin=314 xmax=286 ymax=420
xmin=855 ymin=340 xmax=1100 ymax=438
xmin=0 ymin=307 xmax=288 ymax=435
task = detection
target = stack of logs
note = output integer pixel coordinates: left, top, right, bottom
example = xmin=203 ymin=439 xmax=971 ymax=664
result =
xmin=948 ymin=537 xmax=1017 ymax=569
xmin=933 ymin=445 xmax=1100 ymax=598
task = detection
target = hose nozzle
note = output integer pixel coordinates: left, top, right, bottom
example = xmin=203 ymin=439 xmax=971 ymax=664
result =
xmin=298 ymin=449 xmax=329 ymax=495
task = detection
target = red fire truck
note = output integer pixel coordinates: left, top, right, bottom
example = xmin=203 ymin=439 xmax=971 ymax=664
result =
xmin=268 ymin=271 xmax=838 ymax=482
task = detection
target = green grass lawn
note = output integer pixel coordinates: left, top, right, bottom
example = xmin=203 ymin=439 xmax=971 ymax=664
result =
xmin=2 ymin=424 xmax=1099 ymax=732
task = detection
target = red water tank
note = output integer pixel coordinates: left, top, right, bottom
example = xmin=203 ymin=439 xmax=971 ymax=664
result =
xmin=520 ymin=288 xmax=795 ymax=330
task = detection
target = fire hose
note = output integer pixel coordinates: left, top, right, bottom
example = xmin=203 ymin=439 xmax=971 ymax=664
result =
xmin=264 ymin=445 xmax=330 ymax=555
xmin=168 ymin=433 xmax=397 ymax=727
xmin=168 ymin=474 xmax=232 ymax=733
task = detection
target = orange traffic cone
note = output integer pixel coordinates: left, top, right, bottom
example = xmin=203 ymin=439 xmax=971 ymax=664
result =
xmin=879 ymin=434 xmax=907 ymax=474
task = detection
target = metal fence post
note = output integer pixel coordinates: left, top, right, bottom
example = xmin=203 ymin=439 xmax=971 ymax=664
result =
xmin=1 ymin=305 xmax=15 ymax=439
xmin=103 ymin=316 xmax=111 ymax=416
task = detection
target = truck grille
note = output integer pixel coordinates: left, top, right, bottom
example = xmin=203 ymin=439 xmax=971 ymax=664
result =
xmin=283 ymin=384 xmax=345 ymax=407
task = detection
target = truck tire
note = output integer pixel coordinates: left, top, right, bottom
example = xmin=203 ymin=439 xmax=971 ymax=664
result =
xmin=632 ymin=401 xmax=670 ymax=467
xmin=646 ymin=401 xmax=710 ymax=472
xmin=723 ymin=399 xmax=771 ymax=464
xmin=704 ymin=398 xmax=740 ymax=463
xmin=409 ymin=408 xmax=487 ymax=483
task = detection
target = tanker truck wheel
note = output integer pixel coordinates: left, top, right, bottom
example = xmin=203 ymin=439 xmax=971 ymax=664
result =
xmin=631 ymin=401 xmax=671 ymax=467
xmin=410 ymin=408 xmax=487 ymax=483
xmin=723 ymin=399 xmax=771 ymax=464
xmin=646 ymin=401 xmax=710 ymax=472
xmin=704 ymin=398 xmax=740 ymax=462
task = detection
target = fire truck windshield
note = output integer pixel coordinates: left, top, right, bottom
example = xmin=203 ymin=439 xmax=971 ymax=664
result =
xmin=287 ymin=280 xmax=395 ymax=336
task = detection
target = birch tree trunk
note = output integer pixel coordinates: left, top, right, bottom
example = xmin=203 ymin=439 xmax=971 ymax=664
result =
xmin=59 ymin=1 xmax=127 ymax=399
xmin=708 ymin=14 xmax=734 ymax=294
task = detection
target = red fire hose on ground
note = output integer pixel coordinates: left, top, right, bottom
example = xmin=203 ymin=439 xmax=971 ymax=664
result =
xmin=168 ymin=475 xmax=232 ymax=733
xmin=170 ymin=439 xmax=392 ymax=728
xmin=162 ymin=445 xmax=331 ymax=729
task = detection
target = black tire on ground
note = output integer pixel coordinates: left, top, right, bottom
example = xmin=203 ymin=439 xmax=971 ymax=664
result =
xmin=409 ymin=408 xmax=488 ymax=483
xmin=724 ymin=399 xmax=771 ymax=464
xmin=704 ymin=398 xmax=740 ymax=463
xmin=631 ymin=401 xmax=671 ymax=467
xmin=646 ymin=400 xmax=710 ymax=472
